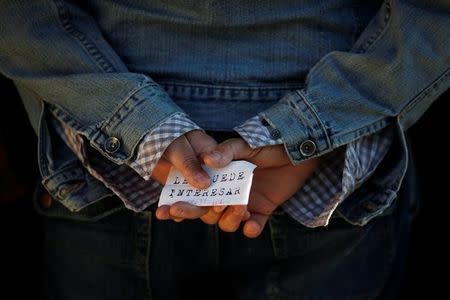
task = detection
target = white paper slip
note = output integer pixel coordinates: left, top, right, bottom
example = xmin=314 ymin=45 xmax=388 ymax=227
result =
xmin=158 ymin=160 xmax=257 ymax=207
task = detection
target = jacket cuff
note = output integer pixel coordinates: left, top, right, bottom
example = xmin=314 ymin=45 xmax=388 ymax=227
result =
xmin=283 ymin=126 xmax=394 ymax=227
xmin=260 ymin=90 xmax=331 ymax=164
xmin=233 ymin=115 xmax=283 ymax=149
xmin=50 ymin=82 xmax=185 ymax=165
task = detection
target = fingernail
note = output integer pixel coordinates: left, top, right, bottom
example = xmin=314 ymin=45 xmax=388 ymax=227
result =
xmin=195 ymin=173 xmax=210 ymax=186
xmin=248 ymin=222 xmax=260 ymax=234
xmin=155 ymin=209 xmax=167 ymax=220
xmin=209 ymin=151 xmax=222 ymax=162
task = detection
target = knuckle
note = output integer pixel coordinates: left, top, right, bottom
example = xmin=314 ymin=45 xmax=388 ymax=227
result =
xmin=201 ymin=216 xmax=219 ymax=225
xmin=170 ymin=206 xmax=185 ymax=218
xmin=230 ymin=206 xmax=247 ymax=217
xmin=181 ymin=157 xmax=199 ymax=172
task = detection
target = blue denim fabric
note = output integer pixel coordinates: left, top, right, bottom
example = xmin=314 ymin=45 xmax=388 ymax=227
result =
xmin=0 ymin=1 xmax=448 ymax=222
xmin=40 ymin=207 xmax=396 ymax=300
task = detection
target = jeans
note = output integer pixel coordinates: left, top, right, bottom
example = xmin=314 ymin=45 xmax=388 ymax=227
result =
xmin=39 ymin=202 xmax=401 ymax=300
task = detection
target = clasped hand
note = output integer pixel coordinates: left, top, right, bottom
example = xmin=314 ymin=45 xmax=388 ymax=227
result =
xmin=153 ymin=130 xmax=319 ymax=238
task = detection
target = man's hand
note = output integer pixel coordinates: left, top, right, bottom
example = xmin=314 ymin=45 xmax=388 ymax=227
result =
xmin=154 ymin=136 xmax=319 ymax=238
xmin=152 ymin=130 xmax=218 ymax=220
xmin=202 ymin=138 xmax=320 ymax=238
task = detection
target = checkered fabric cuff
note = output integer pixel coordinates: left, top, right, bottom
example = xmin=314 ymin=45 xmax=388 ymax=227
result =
xmin=234 ymin=115 xmax=283 ymax=148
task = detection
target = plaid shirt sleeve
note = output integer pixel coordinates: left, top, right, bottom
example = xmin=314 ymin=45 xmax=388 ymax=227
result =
xmin=234 ymin=115 xmax=393 ymax=227
xmin=51 ymin=113 xmax=200 ymax=211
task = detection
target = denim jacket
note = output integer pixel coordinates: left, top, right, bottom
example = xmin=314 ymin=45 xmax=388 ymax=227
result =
xmin=0 ymin=0 xmax=449 ymax=224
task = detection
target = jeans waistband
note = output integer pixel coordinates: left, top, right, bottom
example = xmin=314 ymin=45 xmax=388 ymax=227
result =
xmin=156 ymin=80 xmax=303 ymax=131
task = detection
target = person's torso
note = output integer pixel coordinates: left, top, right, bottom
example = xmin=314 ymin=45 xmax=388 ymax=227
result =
xmin=29 ymin=1 xmax=404 ymax=226
xmin=81 ymin=0 xmax=381 ymax=130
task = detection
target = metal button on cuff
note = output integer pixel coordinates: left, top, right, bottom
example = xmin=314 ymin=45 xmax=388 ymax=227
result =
xmin=299 ymin=140 xmax=316 ymax=157
xmin=57 ymin=182 xmax=83 ymax=200
xmin=58 ymin=186 xmax=71 ymax=199
xmin=104 ymin=137 xmax=121 ymax=154
xmin=270 ymin=129 xmax=281 ymax=139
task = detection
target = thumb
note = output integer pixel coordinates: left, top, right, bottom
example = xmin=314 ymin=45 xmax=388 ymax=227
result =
xmin=163 ymin=134 xmax=210 ymax=189
xmin=242 ymin=213 xmax=269 ymax=238
xmin=203 ymin=138 xmax=255 ymax=168
xmin=204 ymin=138 xmax=289 ymax=168
xmin=185 ymin=130 xmax=218 ymax=158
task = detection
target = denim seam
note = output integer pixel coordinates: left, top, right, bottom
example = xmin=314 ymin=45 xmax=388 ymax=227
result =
xmin=99 ymin=83 xmax=158 ymax=132
xmin=158 ymin=80 xmax=305 ymax=90
xmin=331 ymin=118 xmax=389 ymax=146
xmin=296 ymin=90 xmax=332 ymax=150
xmin=306 ymin=0 xmax=391 ymax=78
xmin=280 ymin=0 xmax=392 ymax=151
xmin=399 ymin=67 xmax=450 ymax=120
xmin=45 ymin=82 xmax=157 ymax=158
xmin=49 ymin=104 xmax=85 ymax=133
xmin=353 ymin=0 xmax=392 ymax=53
xmin=51 ymin=0 xmax=117 ymax=73
xmin=49 ymin=81 xmax=157 ymax=143
xmin=350 ymin=0 xmax=362 ymax=45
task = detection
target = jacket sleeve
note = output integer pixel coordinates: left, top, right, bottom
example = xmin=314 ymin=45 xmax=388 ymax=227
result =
xmin=0 ymin=0 xmax=185 ymax=165
xmin=256 ymin=0 xmax=449 ymax=164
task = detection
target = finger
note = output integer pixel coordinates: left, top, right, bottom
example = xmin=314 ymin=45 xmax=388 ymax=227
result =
xmin=204 ymin=138 xmax=290 ymax=168
xmin=242 ymin=189 xmax=276 ymax=238
xmin=169 ymin=201 xmax=209 ymax=219
xmin=186 ymin=130 xmax=217 ymax=158
xmin=200 ymin=208 xmax=223 ymax=225
xmin=151 ymin=158 xmax=172 ymax=185
xmin=243 ymin=210 xmax=251 ymax=221
xmin=155 ymin=205 xmax=171 ymax=220
xmin=243 ymin=213 xmax=269 ymax=238
xmin=164 ymin=135 xmax=210 ymax=189
xmin=213 ymin=205 xmax=226 ymax=213
xmin=199 ymin=205 xmax=227 ymax=225
xmin=217 ymin=205 xmax=248 ymax=232
xmin=201 ymin=207 xmax=249 ymax=225
xmin=203 ymin=138 xmax=252 ymax=168
xmin=247 ymin=189 xmax=277 ymax=216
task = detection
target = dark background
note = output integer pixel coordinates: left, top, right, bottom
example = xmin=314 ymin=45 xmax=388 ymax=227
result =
xmin=0 ymin=76 xmax=448 ymax=299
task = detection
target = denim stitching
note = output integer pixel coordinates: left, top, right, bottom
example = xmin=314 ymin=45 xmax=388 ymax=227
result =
xmin=295 ymin=90 xmax=332 ymax=149
xmin=353 ymin=0 xmax=392 ymax=53
xmin=400 ymin=67 xmax=450 ymax=119
xmin=51 ymin=0 xmax=116 ymax=73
